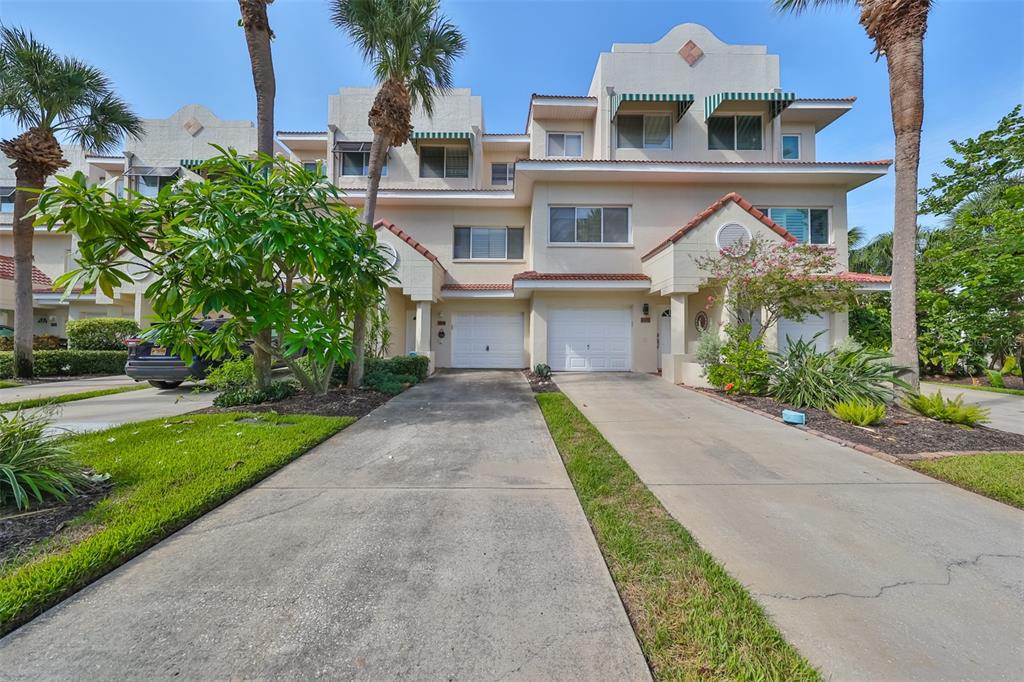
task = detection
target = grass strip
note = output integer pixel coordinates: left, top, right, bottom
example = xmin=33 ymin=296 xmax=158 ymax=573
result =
xmin=924 ymin=382 xmax=1024 ymax=397
xmin=0 ymin=412 xmax=352 ymax=635
xmin=536 ymin=392 xmax=818 ymax=681
xmin=0 ymin=380 xmax=20 ymax=389
xmin=911 ymin=452 xmax=1024 ymax=509
xmin=0 ymin=384 xmax=149 ymax=412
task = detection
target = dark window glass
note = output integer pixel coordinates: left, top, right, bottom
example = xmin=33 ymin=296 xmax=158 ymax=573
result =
xmin=445 ymin=147 xmax=469 ymax=178
xmin=507 ymin=228 xmax=524 ymax=259
xmin=617 ymin=115 xmax=644 ymax=149
xmin=708 ymin=116 xmax=734 ymax=150
xmin=0 ymin=187 xmax=14 ymax=212
xmin=419 ymin=146 xmax=445 ymax=178
xmin=453 ymin=227 xmax=471 ymax=259
xmin=491 ymin=163 xmax=510 ymax=185
xmin=603 ymin=208 xmax=629 ymax=242
xmin=782 ymin=135 xmax=800 ymax=160
xmin=342 ymin=152 xmax=365 ymax=176
xmin=576 ymin=207 xmax=602 ymax=242
xmin=644 ymin=115 xmax=671 ymax=149
xmin=736 ymin=116 xmax=762 ymax=150
xmin=550 ymin=207 xmax=576 ymax=242
xmin=810 ymin=209 xmax=829 ymax=244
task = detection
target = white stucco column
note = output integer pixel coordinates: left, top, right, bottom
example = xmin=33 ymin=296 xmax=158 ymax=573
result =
xmin=414 ymin=300 xmax=431 ymax=353
xmin=133 ymin=286 xmax=144 ymax=324
xmin=670 ymin=294 xmax=688 ymax=355
xmin=719 ymin=286 xmax=734 ymax=342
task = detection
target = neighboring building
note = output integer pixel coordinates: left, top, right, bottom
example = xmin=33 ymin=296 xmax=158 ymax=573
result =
xmin=0 ymin=104 xmax=260 ymax=335
xmin=277 ymin=23 xmax=891 ymax=382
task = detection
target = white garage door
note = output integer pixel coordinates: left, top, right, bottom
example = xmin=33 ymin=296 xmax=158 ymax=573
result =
xmin=778 ymin=314 xmax=831 ymax=352
xmin=548 ymin=308 xmax=631 ymax=372
xmin=451 ymin=312 xmax=524 ymax=368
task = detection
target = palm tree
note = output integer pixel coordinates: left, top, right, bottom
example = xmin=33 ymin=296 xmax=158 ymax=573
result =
xmin=773 ymin=0 xmax=932 ymax=390
xmin=237 ymin=0 xmax=276 ymax=389
xmin=0 ymin=26 xmax=142 ymax=377
xmin=847 ymin=225 xmax=866 ymax=250
xmin=849 ymin=231 xmax=893 ymax=275
xmin=330 ymin=0 xmax=466 ymax=387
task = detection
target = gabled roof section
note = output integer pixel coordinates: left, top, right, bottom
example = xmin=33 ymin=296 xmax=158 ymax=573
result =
xmin=373 ymin=219 xmax=446 ymax=271
xmin=0 ymin=255 xmax=53 ymax=290
xmin=641 ymin=192 xmax=796 ymax=262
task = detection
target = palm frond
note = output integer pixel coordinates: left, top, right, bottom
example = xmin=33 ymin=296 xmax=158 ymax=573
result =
xmin=771 ymin=0 xmax=854 ymax=13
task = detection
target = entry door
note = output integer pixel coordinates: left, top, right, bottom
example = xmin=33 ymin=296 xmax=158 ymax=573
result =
xmin=548 ymin=308 xmax=631 ymax=372
xmin=451 ymin=312 xmax=525 ymax=368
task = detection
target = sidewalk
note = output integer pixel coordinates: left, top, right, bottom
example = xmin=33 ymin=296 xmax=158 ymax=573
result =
xmin=922 ymin=381 xmax=1024 ymax=435
xmin=0 ymin=375 xmax=136 ymax=403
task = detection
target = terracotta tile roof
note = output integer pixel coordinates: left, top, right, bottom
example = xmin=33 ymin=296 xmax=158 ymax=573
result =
xmin=513 ymin=271 xmax=649 ymax=282
xmin=441 ymin=283 xmax=514 ymax=291
xmin=839 ymin=271 xmax=891 ymax=283
xmin=522 ymin=158 xmax=892 ymax=166
xmin=0 ymin=255 xmax=53 ymax=289
xmin=641 ymin=192 xmax=796 ymax=262
xmin=373 ymin=219 xmax=446 ymax=271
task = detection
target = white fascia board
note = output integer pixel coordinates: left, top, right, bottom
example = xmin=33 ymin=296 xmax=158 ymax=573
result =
xmin=515 ymin=160 xmax=888 ymax=175
xmin=440 ymin=289 xmax=515 ymax=299
xmin=32 ymin=292 xmax=94 ymax=304
xmin=513 ymin=280 xmax=650 ymax=290
xmin=853 ymin=283 xmax=891 ymax=292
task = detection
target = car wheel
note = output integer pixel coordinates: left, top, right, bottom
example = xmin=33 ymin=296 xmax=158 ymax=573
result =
xmin=148 ymin=380 xmax=183 ymax=389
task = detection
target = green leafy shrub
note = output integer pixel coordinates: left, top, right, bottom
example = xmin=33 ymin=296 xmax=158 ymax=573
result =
xmin=534 ymin=363 xmax=552 ymax=379
xmin=365 ymin=355 xmax=430 ymax=382
xmin=768 ymin=336 xmax=908 ymax=409
xmin=212 ymin=380 xmax=297 ymax=408
xmin=829 ymin=400 xmax=886 ymax=426
xmin=0 ymin=410 xmax=89 ymax=510
xmin=706 ymin=325 xmax=771 ymax=395
xmin=65 ymin=318 xmax=140 ymax=350
xmin=695 ymin=330 xmax=723 ymax=375
xmin=364 ymin=371 xmax=419 ymax=396
xmin=204 ymin=357 xmax=254 ymax=392
xmin=0 ymin=350 xmax=128 ymax=378
xmin=904 ymin=391 xmax=991 ymax=426
xmin=984 ymin=369 xmax=1005 ymax=389
xmin=0 ymin=335 xmax=63 ymax=351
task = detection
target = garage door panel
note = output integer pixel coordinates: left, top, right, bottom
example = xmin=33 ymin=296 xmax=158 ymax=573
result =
xmin=452 ymin=313 xmax=524 ymax=368
xmin=548 ymin=308 xmax=631 ymax=372
xmin=779 ymin=314 xmax=831 ymax=353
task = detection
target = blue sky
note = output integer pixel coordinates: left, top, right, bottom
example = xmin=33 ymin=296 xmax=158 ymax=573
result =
xmin=2 ymin=0 xmax=1022 ymax=239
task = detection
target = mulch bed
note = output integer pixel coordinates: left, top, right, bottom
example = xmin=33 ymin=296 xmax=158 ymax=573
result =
xmin=523 ymin=369 xmax=560 ymax=393
xmin=200 ymin=386 xmax=393 ymax=418
xmin=925 ymin=374 xmax=1024 ymax=391
xmin=0 ymin=480 xmax=111 ymax=566
xmin=702 ymin=390 xmax=1024 ymax=457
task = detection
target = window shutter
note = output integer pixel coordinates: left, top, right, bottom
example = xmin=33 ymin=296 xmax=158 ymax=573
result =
xmin=770 ymin=208 xmax=809 ymax=243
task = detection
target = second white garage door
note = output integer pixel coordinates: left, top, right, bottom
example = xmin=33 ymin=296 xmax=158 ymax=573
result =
xmin=548 ymin=308 xmax=631 ymax=372
xmin=451 ymin=312 xmax=525 ymax=368
xmin=778 ymin=313 xmax=831 ymax=352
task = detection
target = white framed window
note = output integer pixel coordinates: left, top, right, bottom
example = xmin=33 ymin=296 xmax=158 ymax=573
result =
xmin=0 ymin=187 xmax=14 ymax=213
xmin=548 ymin=206 xmax=630 ymax=245
xmin=756 ymin=207 xmax=831 ymax=245
xmin=708 ymin=114 xmax=763 ymax=151
xmin=546 ymin=132 xmax=583 ymax=158
xmin=340 ymin=151 xmax=387 ymax=177
xmin=617 ymin=114 xmax=672 ymax=149
xmin=134 ymin=174 xmax=177 ymax=198
xmin=491 ymin=162 xmax=514 ymax=185
xmin=453 ymin=227 xmax=524 ymax=260
xmin=420 ymin=146 xmax=469 ymax=178
xmin=303 ymin=160 xmax=328 ymax=176
xmin=782 ymin=134 xmax=801 ymax=160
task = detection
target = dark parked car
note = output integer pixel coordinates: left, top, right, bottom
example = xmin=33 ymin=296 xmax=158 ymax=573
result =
xmin=125 ymin=319 xmax=248 ymax=389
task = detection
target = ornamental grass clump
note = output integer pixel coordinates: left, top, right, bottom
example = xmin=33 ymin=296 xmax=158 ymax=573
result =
xmin=829 ymin=400 xmax=886 ymax=426
xmin=904 ymin=391 xmax=991 ymax=427
xmin=0 ymin=410 xmax=89 ymax=510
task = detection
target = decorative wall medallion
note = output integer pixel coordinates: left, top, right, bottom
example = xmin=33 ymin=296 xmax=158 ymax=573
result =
xmin=678 ymin=40 xmax=704 ymax=66
xmin=183 ymin=118 xmax=204 ymax=137
xmin=695 ymin=310 xmax=710 ymax=332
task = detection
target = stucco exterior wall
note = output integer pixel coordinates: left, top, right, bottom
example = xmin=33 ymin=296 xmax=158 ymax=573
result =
xmin=124 ymin=104 xmax=258 ymax=166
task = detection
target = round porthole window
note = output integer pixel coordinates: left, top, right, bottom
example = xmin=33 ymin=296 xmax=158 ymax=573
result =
xmin=716 ymin=222 xmax=752 ymax=255
xmin=694 ymin=310 xmax=710 ymax=332
xmin=379 ymin=242 xmax=400 ymax=271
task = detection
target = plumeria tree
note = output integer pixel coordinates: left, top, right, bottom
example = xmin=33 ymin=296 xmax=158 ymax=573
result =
xmin=695 ymin=237 xmax=857 ymax=341
xmin=33 ymin=148 xmax=395 ymax=394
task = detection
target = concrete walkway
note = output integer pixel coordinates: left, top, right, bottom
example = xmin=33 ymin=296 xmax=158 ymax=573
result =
xmin=923 ymin=381 xmax=1024 ymax=435
xmin=557 ymin=373 xmax=1024 ymax=682
xmin=1 ymin=371 xmax=649 ymax=680
xmin=0 ymin=375 xmax=135 ymax=403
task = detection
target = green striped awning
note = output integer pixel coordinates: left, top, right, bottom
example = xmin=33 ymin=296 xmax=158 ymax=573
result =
xmin=612 ymin=93 xmax=695 ymax=121
xmin=410 ymin=131 xmax=473 ymax=145
xmin=703 ymin=91 xmax=797 ymax=120
xmin=180 ymin=159 xmax=205 ymax=168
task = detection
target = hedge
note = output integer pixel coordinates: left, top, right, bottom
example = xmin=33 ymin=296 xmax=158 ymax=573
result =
xmin=366 ymin=355 xmax=430 ymax=381
xmin=0 ymin=350 xmax=128 ymax=378
xmin=0 ymin=335 xmax=63 ymax=351
xmin=65 ymin=318 xmax=140 ymax=351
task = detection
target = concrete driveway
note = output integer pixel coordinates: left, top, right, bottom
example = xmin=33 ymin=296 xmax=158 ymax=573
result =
xmin=557 ymin=373 xmax=1024 ymax=682
xmin=923 ymin=381 xmax=1024 ymax=435
xmin=1 ymin=371 xmax=649 ymax=681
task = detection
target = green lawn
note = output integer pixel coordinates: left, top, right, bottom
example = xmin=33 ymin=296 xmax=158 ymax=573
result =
xmin=536 ymin=393 xmax=818 ymax=681
xmin=0 ymin=412 xmax=352 ymax=635
xmin=912 ymin=453 xmax=1024 ymax=509
xmin=0 ymin=383 xmax=148 ymax=412
xmin=0 ymin=380 xmax=20 ymax=389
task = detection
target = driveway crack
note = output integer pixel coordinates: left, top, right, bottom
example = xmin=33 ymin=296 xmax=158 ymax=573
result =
xmin=756 ymin=553 xmax=1024 ymax=601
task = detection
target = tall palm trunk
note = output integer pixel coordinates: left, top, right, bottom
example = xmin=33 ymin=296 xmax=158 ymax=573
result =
xmin=239 ymin=0 xmax=276 ymax=389
xmin=885 ymin=34 xmax=925 ymax=391
xmin=347 ymin=133 xmax=389 ymax=388
xmin=11 ymin=168 xmax=44 ymax=378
